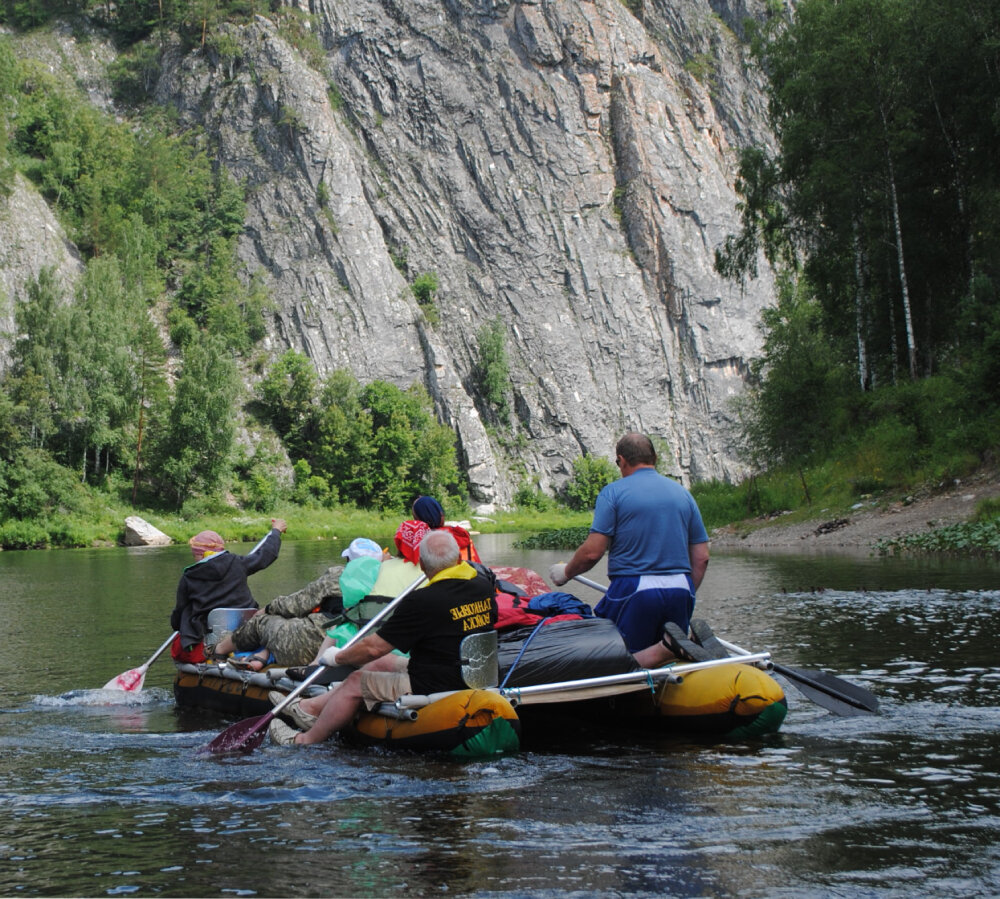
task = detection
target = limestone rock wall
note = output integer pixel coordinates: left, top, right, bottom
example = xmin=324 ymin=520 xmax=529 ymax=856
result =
xmin=0 ymin=174 xmax=84 ymax=364
xmin=4 ymin=0 xmax=778 ymax=506
xmin=157 ymin=0 xmax=777 ymax=503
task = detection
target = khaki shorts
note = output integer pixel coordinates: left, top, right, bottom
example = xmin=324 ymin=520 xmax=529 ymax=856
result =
xmin=359 ymin=670 xmax=412 ymax=710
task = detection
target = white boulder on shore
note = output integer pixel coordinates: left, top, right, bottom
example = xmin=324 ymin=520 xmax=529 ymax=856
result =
xmin=123 ymin=516 xmax=172 ymax=547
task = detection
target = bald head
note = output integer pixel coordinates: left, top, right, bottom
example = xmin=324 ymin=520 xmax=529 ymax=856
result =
xmin=419 ymin=529 xmax=461 ymax=577
xmin=616 ymin=432 xmax=657 ymax=467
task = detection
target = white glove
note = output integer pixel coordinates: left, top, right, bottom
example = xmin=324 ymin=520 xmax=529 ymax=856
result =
xmin=320 ymin=645 xmax=341 ymax=667
xmin=549 ymin=562 xmax=569 ymax=586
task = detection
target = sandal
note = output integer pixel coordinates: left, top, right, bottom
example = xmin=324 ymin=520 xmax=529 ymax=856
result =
xmin=689 ymin=619 xmax=730 ymax=660
xmin=228 ymin=650 xmax=274 ymax=670
xmin=662 ymin=623 xmax=711 ymax=662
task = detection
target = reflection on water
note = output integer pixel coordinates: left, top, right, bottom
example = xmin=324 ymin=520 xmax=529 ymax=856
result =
xmin=1 ymin=536 xmax=999 ymax=897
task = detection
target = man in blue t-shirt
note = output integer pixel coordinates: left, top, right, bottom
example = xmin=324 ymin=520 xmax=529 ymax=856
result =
xmin=550 ymin=433 xmax=709 ymax=667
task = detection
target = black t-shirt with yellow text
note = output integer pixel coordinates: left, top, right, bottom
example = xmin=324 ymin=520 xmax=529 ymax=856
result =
xmin=376 ymin=564 xmax=498 ymax=694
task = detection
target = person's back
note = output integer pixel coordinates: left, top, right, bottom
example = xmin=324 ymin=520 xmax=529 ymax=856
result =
xmin=180 ymin=551 xmax=257 ymax=612
xmin=549 ymin=433 xmax=709 ymax=662
xmin=171 ymin=522 xmax=285 ymax=659
xmin=395 ymin=496 xmax=482 ymax=564
xmin=376 ymin=538 xmax=497 ymax=694
xmin=594 ymin=468 xmax=704 ymax=576
xmin=370 ymin=556 xmax=424 ymax=597
xmin=267 ymin=529 xmax=497 ymax=746
xmin=442 ymin=523 xmax=481 ymax=563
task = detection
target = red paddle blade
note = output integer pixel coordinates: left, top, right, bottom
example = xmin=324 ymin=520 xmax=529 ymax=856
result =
xmin=201 ymin=713 xmax=273 ymax=755
xmin=103 ymin=667 xmax=146 ymax=692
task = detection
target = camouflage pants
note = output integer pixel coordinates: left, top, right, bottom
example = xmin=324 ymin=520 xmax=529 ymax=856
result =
xmin=227 ymin=566 xmax=345 ymax=666
xmin=230 ymin=612 xmax=331 ymax=667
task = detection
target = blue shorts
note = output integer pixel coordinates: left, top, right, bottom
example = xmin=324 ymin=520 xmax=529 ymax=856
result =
xmin=593 ymin=574 xmax=695 ymax=653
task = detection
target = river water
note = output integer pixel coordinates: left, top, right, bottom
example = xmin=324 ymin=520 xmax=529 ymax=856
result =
xmin=1 ymin=534 xmax=999 ymax=898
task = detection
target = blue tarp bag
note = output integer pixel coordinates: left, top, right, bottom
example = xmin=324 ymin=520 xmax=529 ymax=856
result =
xmin=526 ymin=591 xmax=594 ymax=618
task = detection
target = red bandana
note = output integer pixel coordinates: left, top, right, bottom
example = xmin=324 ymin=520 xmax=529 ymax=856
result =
xmin=394 ymin=520 xmax=430 ymax=564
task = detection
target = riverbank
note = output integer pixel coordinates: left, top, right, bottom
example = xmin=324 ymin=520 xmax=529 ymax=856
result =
xmin=0 ymin=503 xmax=594 ymax=551
xmin=709 ymin=469 xmax=1000 ymax=552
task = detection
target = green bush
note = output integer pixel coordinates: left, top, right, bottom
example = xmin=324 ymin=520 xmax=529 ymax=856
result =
xmin=411 ymin=272 xmax=438 ymax=303
xmin=108 ymin=43 xmax=163 ymax=107
xmin=411 ymin=272 xmax=439 ymax=324
xmin=234 ymin=468 xmax=280 ymax=513
xmin=876 ymin=519 xmax=1000 ymax=557
xmin=513 ymin=480 xmax=554 ymax=512
xmin=850 ymin=375 xmax=991 ymax=486
xmin=514 ymin=526 xmax=591 ymax=550
xmin=690 ymin=479 xmax=757 ymax=528
xmin=0 ymin=518 xmax=50 ymax=549
xmin=291 ymin=460 xmax=333 ymax=507
xmin=974 ymin=497 xmax=1000 ymax=523
xmin=389 ymin=246 xmax=408 ymax=272
xmin=257 ymin=350 xmax=318 ymax=452
xmin=562 ymin=454 xmax=617 ymax=511
xmin=0 ymin=449 xmax=94 ymax=520
xmin=44 ymin=518 xmax=92 ymax=548
xmin=177 ymin=494 xmax=233 ymax=521
xmin=474 ymin=317 xmax=511 ymax=424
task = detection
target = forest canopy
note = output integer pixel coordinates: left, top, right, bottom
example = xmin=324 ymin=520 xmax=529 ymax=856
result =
xmin=717 ymin=0 xmax=1000 ymax=492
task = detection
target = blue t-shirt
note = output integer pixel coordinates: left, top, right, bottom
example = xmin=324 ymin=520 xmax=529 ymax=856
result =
xmin=591 ymin=468 xmax=708 ymax=577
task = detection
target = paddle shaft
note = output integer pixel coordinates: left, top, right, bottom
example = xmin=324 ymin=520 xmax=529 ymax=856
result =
xmin=572 ymin=574 xmax=611 ymax=593
xmin=145 ymin=631 xmax=180 ymax=669
xmin=267 ymin=573 xmax=426 ymax=720
xmin=341 ymin=574 xmax=426 ymax=650
xmin=210 ymin=549 xmax=417 ymax=707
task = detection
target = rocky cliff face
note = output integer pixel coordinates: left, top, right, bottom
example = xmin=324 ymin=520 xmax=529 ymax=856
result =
xmin=0 ymin=173 xmax=84 ymax=363
xmin=0 ymin=21 xmax=108 ymax=363
xmin=4 ymin=0 xmax=777 ymax=507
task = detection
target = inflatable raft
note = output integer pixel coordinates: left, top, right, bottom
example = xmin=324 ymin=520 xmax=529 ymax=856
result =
xmin=493 ymin=616 xmax=786 ymax=742
xmin=178 ymin=566 xmax=787 ymax=752
xmin=175 ymin=664 xmax=521 ymax=758
xmin=176 ymin=623 xmax=784 ymax=752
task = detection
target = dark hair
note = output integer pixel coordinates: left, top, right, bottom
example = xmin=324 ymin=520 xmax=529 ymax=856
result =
xmin=616 ymin=432 xmax=657 ymax=467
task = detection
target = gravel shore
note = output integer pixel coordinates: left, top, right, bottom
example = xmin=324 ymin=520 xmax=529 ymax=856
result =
xmin=708 ymin=470 xmax=1000 ymax=552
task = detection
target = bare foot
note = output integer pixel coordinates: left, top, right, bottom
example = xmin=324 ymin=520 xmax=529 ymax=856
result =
xmin=248 ymin=650 xmax=271 ymax=671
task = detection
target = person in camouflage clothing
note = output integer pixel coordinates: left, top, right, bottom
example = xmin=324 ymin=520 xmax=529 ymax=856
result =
xmin=211 ymin=565 xmax=347 ymax=668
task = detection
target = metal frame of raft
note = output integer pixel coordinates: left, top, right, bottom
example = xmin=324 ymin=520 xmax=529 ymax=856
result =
xmin=497 ymin=653 xmax=772 ymax=703
xmin=176 ymin=650 xmax=771 ymax=707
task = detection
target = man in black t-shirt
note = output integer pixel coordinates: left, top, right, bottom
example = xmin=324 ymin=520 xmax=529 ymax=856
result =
xmin=269 ymin=529 xmax=497 ymax=746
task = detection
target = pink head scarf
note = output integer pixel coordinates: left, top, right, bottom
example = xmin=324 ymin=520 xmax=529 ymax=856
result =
xmin=189 ymin=530 xmax=225 ymax=560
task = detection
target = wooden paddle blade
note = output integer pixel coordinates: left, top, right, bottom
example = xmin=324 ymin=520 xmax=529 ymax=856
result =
xmin=202 ymin=713 xmax=273 ymax=755
xmin=774 ymin=663 xmax=879 ymax=716
xmin=103 ymin=667 xmax=146 ymax=692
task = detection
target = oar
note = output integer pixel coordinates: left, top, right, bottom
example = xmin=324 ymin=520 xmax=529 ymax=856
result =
xmin=103 ymin=631 xmax=179 ymax=692
xmin=717 ymin=637 xmax=879 ymax=717
xmin=201 ymin=574 xmax=427 ymax=755
xmin=572 ymin=574 xmax=879 ymax=717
